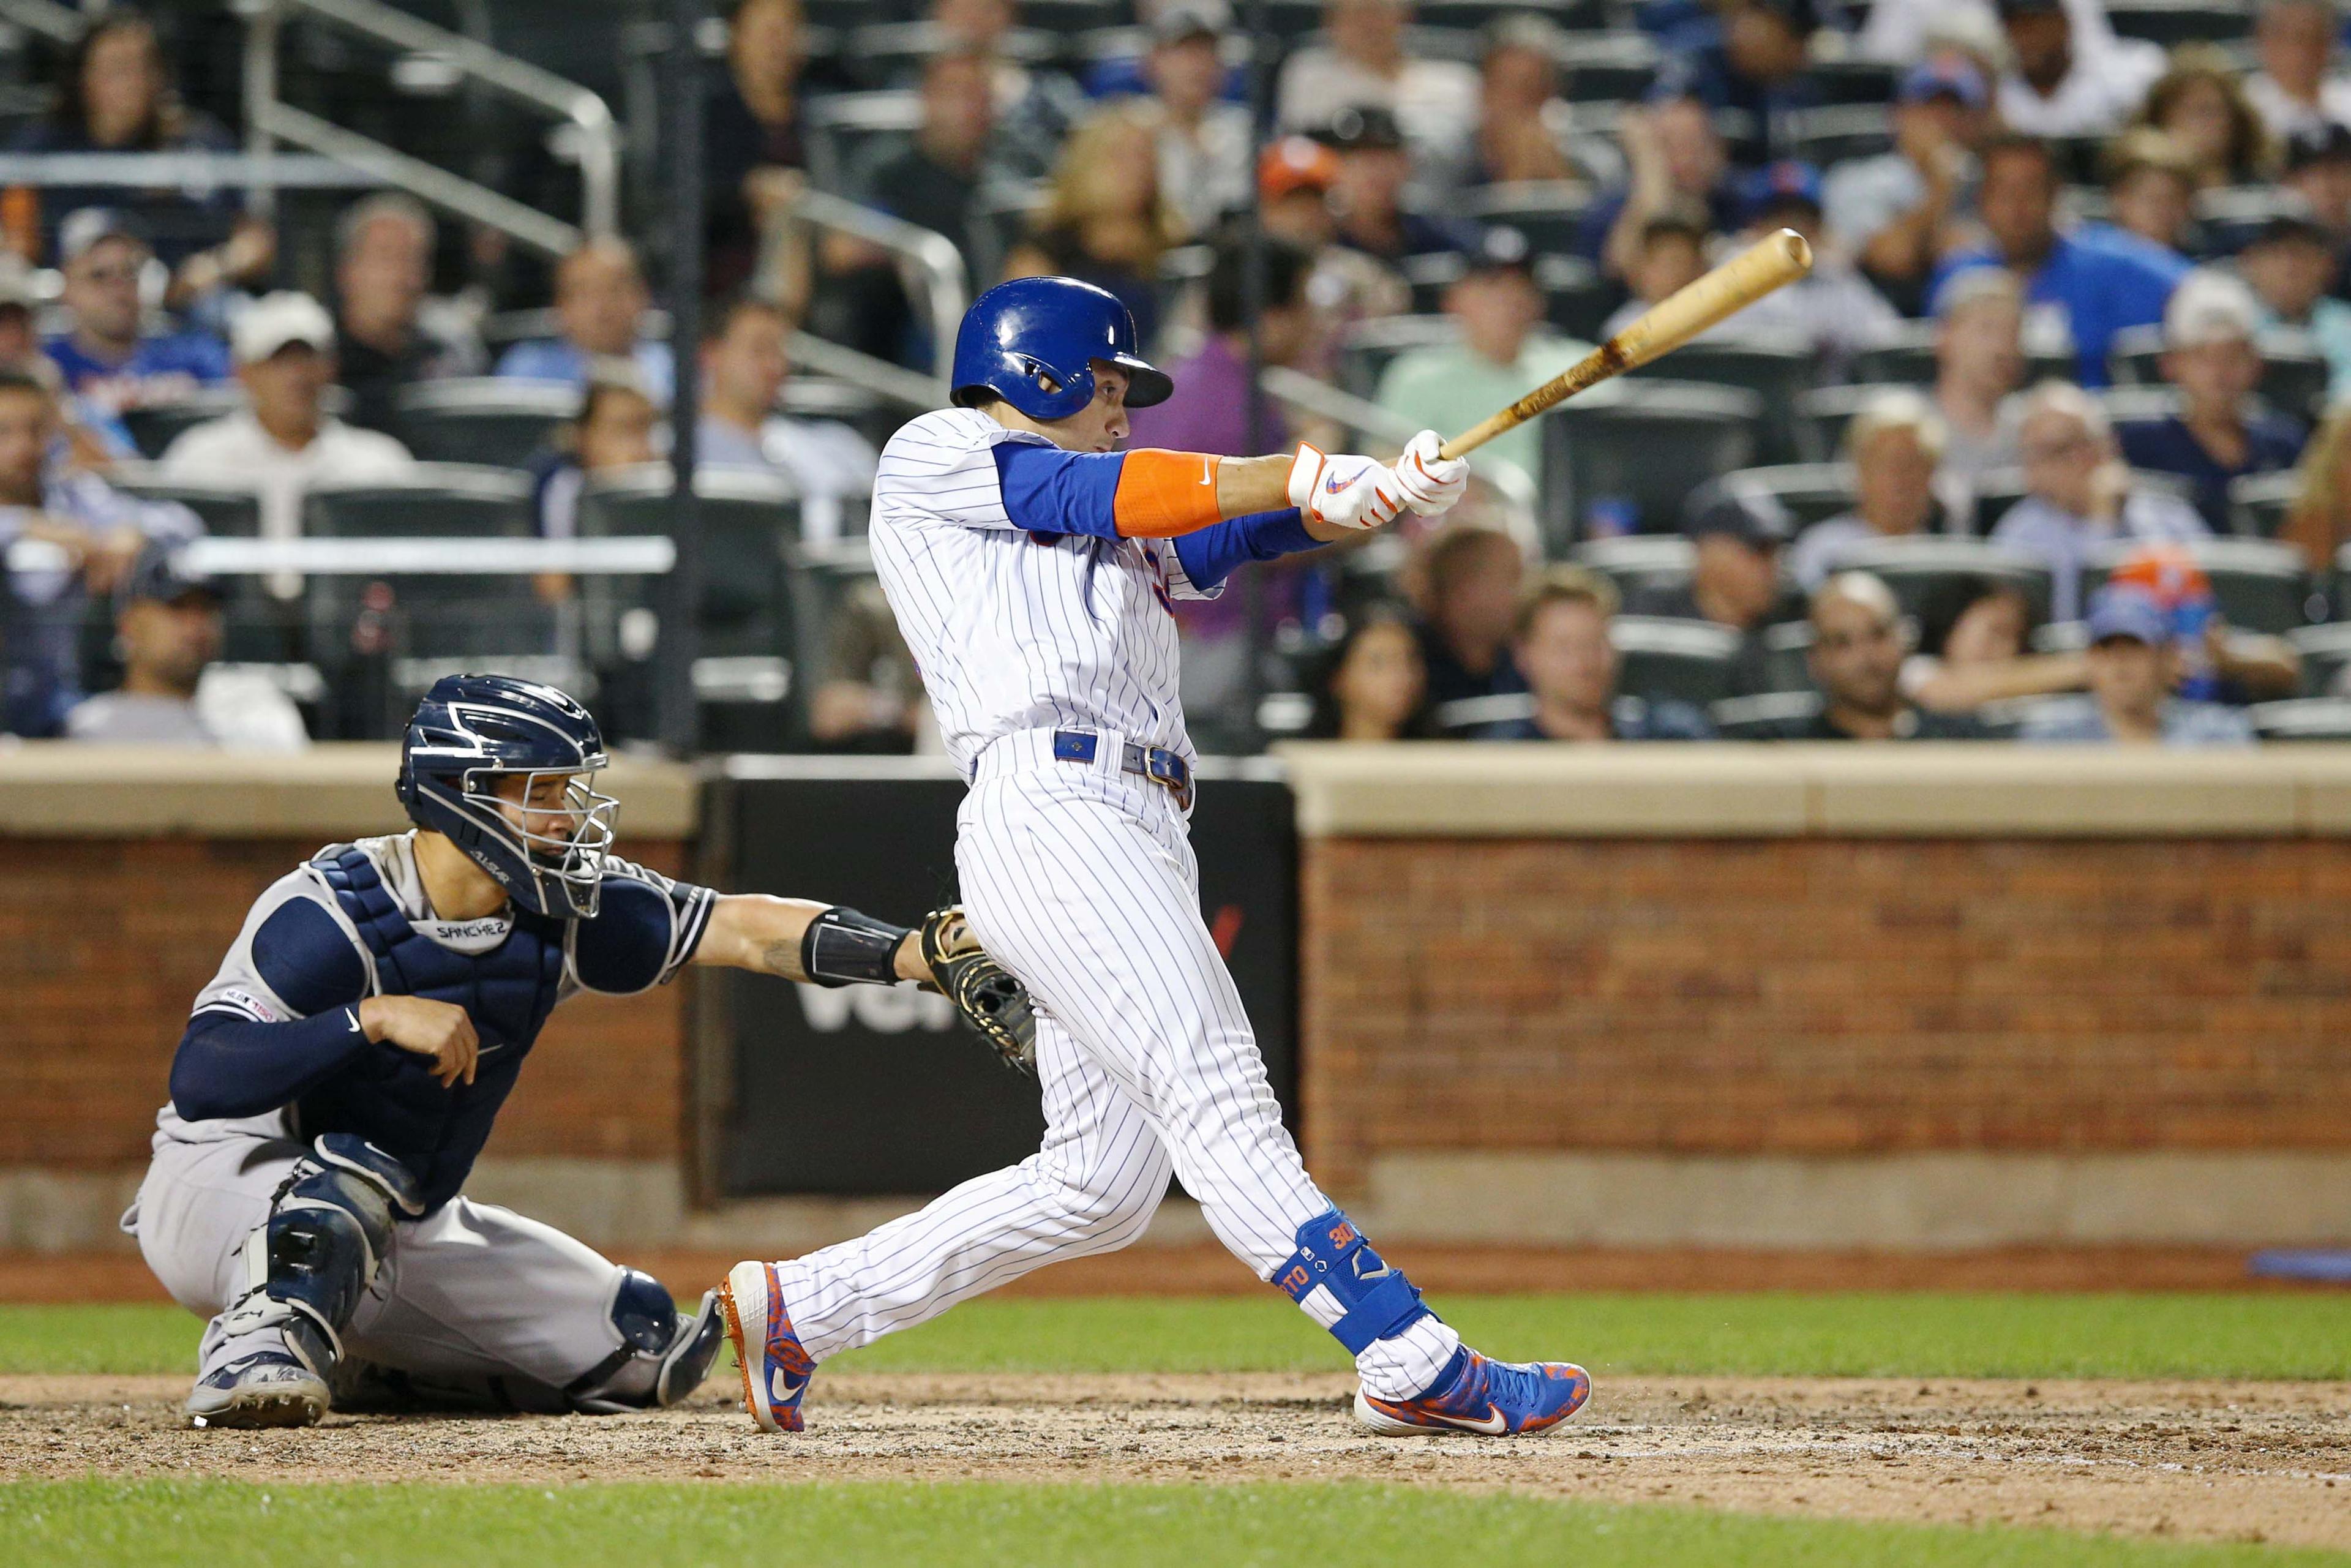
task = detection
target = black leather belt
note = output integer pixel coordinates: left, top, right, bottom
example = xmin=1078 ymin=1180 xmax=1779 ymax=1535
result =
xmin=1051 ymin=729 xmax=1193 ymax=810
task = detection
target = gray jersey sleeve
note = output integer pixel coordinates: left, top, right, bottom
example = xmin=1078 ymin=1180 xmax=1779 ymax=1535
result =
xmin=562 ymin=858 xmax=718 ymax=999
xmin=190 ymin=866 xmax=375 ymax=1026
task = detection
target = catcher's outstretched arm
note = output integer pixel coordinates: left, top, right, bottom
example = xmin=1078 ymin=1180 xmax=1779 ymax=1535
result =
xmin=692 ymin=895 xmax=932 ymax=986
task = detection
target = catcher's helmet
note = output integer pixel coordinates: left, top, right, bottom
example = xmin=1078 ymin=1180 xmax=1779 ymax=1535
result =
xmin=949 ymin=276 xmax=1172 ymax=421
xmin=396 ymin=673 xmax=617 ymax=919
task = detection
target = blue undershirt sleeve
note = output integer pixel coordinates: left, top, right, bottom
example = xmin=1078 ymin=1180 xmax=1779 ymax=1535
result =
xmin=1171 ymin=508 xmax=1319 ymax=594
xmin=168 ymin=1007 xmax=378 ymax=1123
xmin=992 ymin=443 xmax=1124 ymax=538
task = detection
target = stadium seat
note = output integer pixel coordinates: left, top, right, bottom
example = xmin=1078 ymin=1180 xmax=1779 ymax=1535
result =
xmin=841 ymin=21 xmax=1057 ymax=91
xmin=1335 ymin=315 xmax=1461 ymax=399
xmin=299 ymin=465 xmax=549 ymax=668
xmin=1536 ymin=253 xmax=1618 ymax=342
xmin=1570 ymin=533 xmax=1695 ymax=601
xmin=1832 ymin=538 xmax=2056 ymax=626
xmin=393 ymin=378 xmax=577 ymax=469
xmin=1554 ymin=30 xmax=1659 ymax=102
xmin=1460 ymin=181 xmax=1596 ymax=257
xmin=2104 ymin=0 xmax=2254 ymax=47
xmin=2080 ymin=538 xmax=2314 ymax=633
xmin=1784 ymin=105 xmax=1892 ymax=168
xmin=108 ymin=465 xmax=262 ymax=537
xmin=1968 ymin=469 xmax=2031 ymax=533
xmin=1793 ymin=384 xmax=1914 ymax=464
xmin=1757 ymin=620 xmax=1816 ymax=696
xmin=2248 ymin=697 xmax=2351 ymax=739
xmin=2230 ymin=470 xmax=2301 ymax=539
xmin=1698 ymin=463 xmax=1856 ymax=530
xmin=1711 ymin=688 xmax=1819 ymax=737
xmin=1847 ymin=321 xmax=2074 ymax=389
xmin=118 ymin=388 xmax=246 ymax=460
xmin=1611 ymin=615 xmax=1742 ymax=705
xmin=1806 ymin=59 xmax=1899 ymax=105
xmin=803 ymin=90 xmax=921 ymax=193
xmin=2287 ymin=623 xmax=2351 ymax=695
xmin=1626 ymin=336 xmax=1815 ymax=463
xmin=1540 ymin=380 xmax=1760 ymax=544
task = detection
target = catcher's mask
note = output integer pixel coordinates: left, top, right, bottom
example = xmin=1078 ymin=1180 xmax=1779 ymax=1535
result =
xmin=396 ymin=673 xmax=617 ymax=920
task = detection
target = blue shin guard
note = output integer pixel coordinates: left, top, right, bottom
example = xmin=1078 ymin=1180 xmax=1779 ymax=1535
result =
xmin=1270 ymin=1209 xmax=1432 ymax=1355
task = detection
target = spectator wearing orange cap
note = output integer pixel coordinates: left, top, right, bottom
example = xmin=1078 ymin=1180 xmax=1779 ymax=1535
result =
xmin=1258 ymin=135 xmax=1410 ymax=336
xmin=2105 ymin=543 xmax=2300 ymax=703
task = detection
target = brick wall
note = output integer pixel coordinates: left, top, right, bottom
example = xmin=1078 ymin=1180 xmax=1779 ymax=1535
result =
xmin=1299 ymin=837 xmax=2351 ymax=1195
xmin=0 ymin=835 xmax=691 ymax=1169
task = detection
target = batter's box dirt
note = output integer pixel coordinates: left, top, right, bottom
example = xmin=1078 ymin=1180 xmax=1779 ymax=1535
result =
xmin=4 ymin=1373 xmax=2345 ymax=1550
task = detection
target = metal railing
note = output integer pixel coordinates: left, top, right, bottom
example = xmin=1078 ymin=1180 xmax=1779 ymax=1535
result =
xmin=765 ymin=186 xmax=969 ymax=403
xmin=238 ymin=0 xmax=619 ymax=258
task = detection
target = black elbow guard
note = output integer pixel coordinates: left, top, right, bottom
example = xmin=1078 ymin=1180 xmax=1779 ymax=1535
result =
xmin=800 ymin=906 xmax=912 ymax=988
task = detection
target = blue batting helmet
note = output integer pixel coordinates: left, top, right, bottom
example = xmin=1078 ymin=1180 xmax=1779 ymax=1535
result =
xmin=949 ymin=276 xmax=1173 ymax=421
xmin=396 ymin=673 xmax=617 ymax=919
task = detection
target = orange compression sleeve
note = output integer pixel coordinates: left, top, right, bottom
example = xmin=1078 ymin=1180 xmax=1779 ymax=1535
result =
xmin=1112 ymin=449 xmax=1227 ymax=538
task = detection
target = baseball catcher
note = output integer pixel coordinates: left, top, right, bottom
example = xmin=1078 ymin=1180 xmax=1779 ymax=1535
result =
xmin=124 ymin=672 xmax=1034 ymax=1428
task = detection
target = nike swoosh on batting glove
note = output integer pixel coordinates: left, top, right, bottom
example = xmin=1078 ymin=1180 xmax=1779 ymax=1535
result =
xmin=1394 ymin=429 xmax=1470 ymax=516
xmin=1288 ymin=443 xmax=1404 ymax=531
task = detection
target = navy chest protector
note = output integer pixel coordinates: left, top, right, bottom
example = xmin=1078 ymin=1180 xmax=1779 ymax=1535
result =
xmin=300 ymin=846 xmax=568 ymax=1212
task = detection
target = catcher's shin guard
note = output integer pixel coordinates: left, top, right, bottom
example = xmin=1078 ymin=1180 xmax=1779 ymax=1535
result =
xmin=564 ymin=1272 xmax=729 ymax=1413
xmin=212 ymin=1136 xmax=422 ymax=1390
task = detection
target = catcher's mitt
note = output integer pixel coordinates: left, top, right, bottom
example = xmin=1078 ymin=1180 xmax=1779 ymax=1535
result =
xmin=919 ymin=906 xmax=1037 ymax=1073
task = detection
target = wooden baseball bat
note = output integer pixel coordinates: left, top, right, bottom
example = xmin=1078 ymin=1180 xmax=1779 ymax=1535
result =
xmin=1438 ymin=228 xmax=1814 ymax=462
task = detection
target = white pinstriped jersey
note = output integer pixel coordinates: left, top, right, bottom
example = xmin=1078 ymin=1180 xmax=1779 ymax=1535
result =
xmin=869 ymin=408 xmax=1218 ymax=776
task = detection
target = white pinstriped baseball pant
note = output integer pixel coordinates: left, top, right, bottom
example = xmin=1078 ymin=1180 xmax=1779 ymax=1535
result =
xmin=765 ymin=730 xmax=1460 ymax=1397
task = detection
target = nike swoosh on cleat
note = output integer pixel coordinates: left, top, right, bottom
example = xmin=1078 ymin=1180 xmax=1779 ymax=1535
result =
xmin=1417 ymin=1404 xmax=1509 ymax=1435
xmin=768 ymin=1365 xmax=807 ymax=1405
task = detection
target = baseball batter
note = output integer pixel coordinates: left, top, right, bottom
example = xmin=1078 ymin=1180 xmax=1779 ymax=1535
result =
xmin=723 ymin=277 xmax=1591 ymax=1437
xmin=133 ymin=673 xmax=1033 ymax=1428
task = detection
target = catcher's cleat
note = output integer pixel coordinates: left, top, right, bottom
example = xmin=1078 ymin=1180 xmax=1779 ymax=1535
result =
xmin=186 ymin=1351 xmax=329 ymax=1429
xmin=1353 ymin=1345 xmax=1590 ymax=1437
xmin=719 ymin=1260 xmax=815 ymax=1433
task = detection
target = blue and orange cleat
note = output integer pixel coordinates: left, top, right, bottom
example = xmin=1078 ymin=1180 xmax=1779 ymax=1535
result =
xmin=1354 ymin=1345 xmax=1591 ymax=1436
xmin=719 ymin=1260 xmax=816 ymax=1433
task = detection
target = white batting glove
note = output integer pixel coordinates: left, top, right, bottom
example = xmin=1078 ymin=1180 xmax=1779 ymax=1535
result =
xmin=1288 ymin=443 xmax=1404 ymax=533
xmin=1393 ymin=430 xmax=1469 ymax=516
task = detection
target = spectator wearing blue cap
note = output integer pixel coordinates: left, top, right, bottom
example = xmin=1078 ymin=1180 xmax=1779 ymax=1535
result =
xmin=2019 ymin=584 xmax=2257 ymax=745
xmin=1931 ymin=135 xmax=2188 ymax=387
xmin=1377 ymin=227 xmax=1590 ymax=498
xmin=1824 ymin=57 xmax=1990 ymax=309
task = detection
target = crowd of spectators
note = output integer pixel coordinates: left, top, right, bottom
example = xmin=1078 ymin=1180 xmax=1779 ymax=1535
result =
xmin=5 ymin=0 xmax=2351 ymax=753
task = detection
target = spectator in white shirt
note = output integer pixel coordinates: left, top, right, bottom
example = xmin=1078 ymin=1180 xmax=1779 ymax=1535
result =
xmin=1276 ymin=0 xmax=1477 ymax=167
xmin=1990 ymin=380 xmax=2207 ymax=619
xmin=1789 ymin=390 xmax=1951 ymax=589
xmin=2247 ymin=0 xmax=2351 ymax=143
xmin=159 ymin=292 xmax=415 ymax=579
xmin=1930 ymin=268 xmax=2027 ymax=513
xmin=696 ymin=296 xmax=877 ymax=542
xmin=1141 ymin=1 xmax=1251 ymax=238
xmin=1994 ymin=0 xmax=2164 ymax=139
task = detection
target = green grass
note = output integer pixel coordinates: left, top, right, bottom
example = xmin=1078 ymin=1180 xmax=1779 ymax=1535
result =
xmin=10 ymin=1292 xmax=2351 ymax=1381
xmin=1 ymin=1480 xmax=2338 ymax=1568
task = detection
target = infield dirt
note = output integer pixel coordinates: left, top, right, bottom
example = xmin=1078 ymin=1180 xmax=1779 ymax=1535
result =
xmin=4 ymin=1371 xmax=2344 ymax=1551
